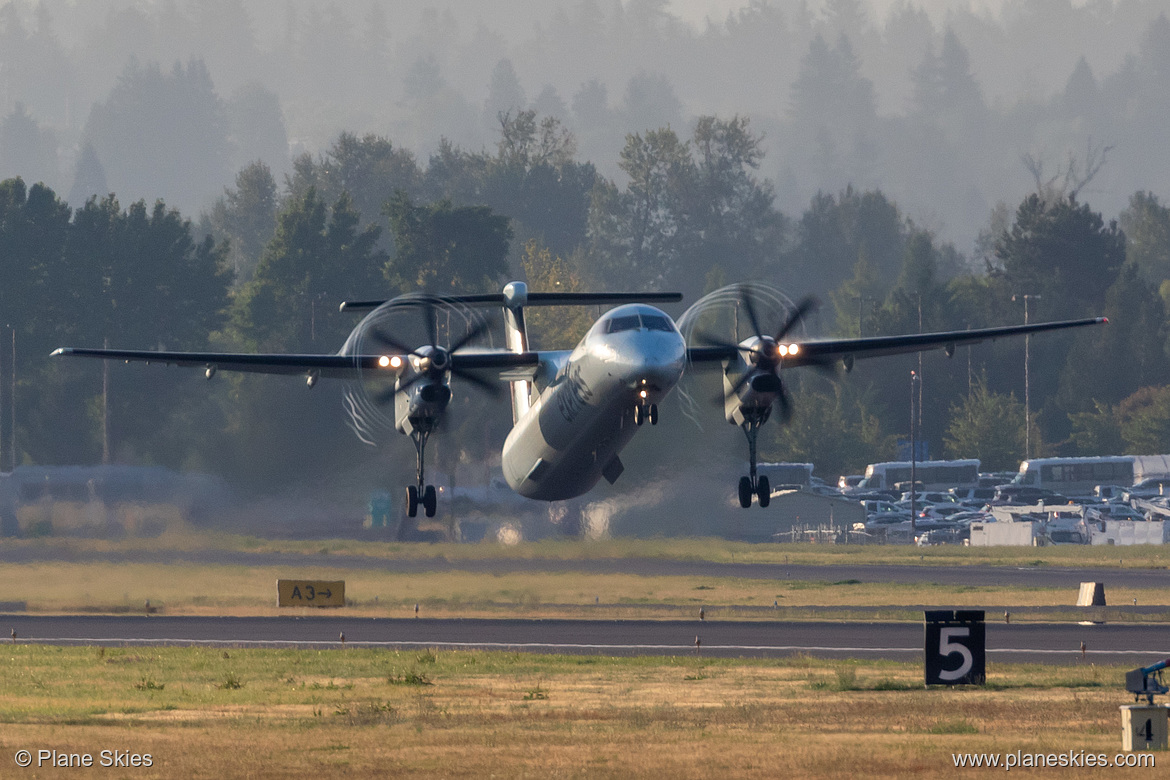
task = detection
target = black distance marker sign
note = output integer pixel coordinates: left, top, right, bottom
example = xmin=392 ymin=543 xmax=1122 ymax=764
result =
xmin=924 ymin=610 xmax=986 ymax=686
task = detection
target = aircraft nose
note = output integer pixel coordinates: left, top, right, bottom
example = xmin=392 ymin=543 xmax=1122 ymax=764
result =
xmin=621 ymin=332 xmax=686 ymax=391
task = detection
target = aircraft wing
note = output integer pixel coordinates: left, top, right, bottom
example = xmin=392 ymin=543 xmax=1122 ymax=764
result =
xmin=51 ymin=347 xmax=541 ymax=379
xmin=685 ymin=317 xmax=1106 ymax=368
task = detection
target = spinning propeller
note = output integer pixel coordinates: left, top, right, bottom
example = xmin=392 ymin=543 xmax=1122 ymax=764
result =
xmin=695 ymin=285 xmax=820 ymax=423
xmin=364 ymin=295 xmax=501 ymax=405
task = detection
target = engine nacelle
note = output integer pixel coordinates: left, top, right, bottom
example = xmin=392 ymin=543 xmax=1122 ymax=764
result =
xmin=395 ymin=379 xmax=452 ymax=435
xmin=723 ymin=358 xmax=780 ymax=426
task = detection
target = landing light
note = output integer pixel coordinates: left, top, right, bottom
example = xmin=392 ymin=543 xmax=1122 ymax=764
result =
xmin=639 ymin=389 xmax=648 ymax=399
xmin=378 ymin=355 xmax=391 ymax=368
xmin=788 ymin=343 xmax=800 ymax=356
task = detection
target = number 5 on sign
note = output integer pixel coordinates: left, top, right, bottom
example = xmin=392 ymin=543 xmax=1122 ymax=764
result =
xmin=924 ymin=610 xmax=986 ymax=686
xmin=937 ymin=627 xmax=973 ymax=680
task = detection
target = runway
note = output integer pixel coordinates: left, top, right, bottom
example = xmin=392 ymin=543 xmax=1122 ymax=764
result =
xmin=3 ymin=614 xmax=1165 ymax=664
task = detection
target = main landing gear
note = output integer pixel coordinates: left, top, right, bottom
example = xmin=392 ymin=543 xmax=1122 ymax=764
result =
xmin=405 ymin=426 xmax=438 ymax=518
xmin=737 ymin=412 xmax=771 ymax=509
xmin=633 ymin=403 xmax=658 ymax=426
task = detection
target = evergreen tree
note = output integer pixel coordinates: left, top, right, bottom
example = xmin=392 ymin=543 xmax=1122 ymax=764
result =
xmin=0 ymin=103 xmax=58 ymax=188
xmin=1118 ymin=386 xmax=1170 ymax=455
xmin=82 ymin=59 xmax=231 ymax=212
xmin=202 ymin=161 xmax=278 ymax=283
xmin=944 ymin=375 xmax=1029 ymax=470
xmin=1119 ymin=191 xmax=1170 ymax=286
xmin=994 ymin=194 xmax=1125 ymax=318
xmin=67 ymin=144 xmax=108 ymax=207
xmin=483 ymin=58 xmax=527 ymax=130
xmin=383 ymin=193 xmax=511 ymax=294
xmin=234 ymin=188 xmax=385 ymax=351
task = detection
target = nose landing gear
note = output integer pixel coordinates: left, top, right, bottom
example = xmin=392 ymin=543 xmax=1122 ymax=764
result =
xmin=633 ymin=403 xmax=658 ymax=426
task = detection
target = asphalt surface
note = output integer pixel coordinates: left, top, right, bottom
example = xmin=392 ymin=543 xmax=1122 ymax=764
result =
xmin=2 ymin=614 xmax=1166 ymax=664
xmin=1 ymin=546 xmax=1167 ymax=589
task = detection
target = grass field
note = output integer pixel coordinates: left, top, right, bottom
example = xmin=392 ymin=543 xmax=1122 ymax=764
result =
xmin=9 ymin=521 xmax=1170 ymax=569
xmin=0 ymin=529 xmax=1164 ymax=776
xmin=1 ymin=561 xmax=1169 ymax=621
xmin=0 ymin=646 xmax=1150 ymax=778
xmin=2 ymin=527 xmax=1169 ymax=619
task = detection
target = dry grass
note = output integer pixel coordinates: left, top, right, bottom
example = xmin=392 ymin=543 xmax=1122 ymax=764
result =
xmin=1 ymin=561 xmax=1166 ymax=620
xmin=8 ymin=522 xmax=1170 ymax=570
xmin=0 ymin=647 xmax=1144 ymax=778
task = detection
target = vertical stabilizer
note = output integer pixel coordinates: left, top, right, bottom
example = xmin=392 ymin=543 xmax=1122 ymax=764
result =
xmin=502 ymin=282 xmax=531 ymax=424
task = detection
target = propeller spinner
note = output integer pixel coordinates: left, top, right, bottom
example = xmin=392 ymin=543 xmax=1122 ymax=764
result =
xmin=696 ymin=286 xmax=819 ymax=424
xmin=365 ymin=295 xmax=502 ymax=407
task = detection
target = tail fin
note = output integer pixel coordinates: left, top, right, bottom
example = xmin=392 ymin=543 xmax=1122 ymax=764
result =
xmin=502 ymin=282 xmax=532 ymax=424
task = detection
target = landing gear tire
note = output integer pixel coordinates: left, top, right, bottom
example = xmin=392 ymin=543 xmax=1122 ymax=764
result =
xmin=738 ymin=476 xmax=753 ymax=509
xmin=423 ymin=485 xmax=437 ymax=518
xmin=648 ymin=403 xmax=658 ymax=425
xmin=757 ymin=475 xmax=770 ymax=508
xmin=634 ymin=405 xmax=644 ymax=426
xmin=406 ymin=485 xmax=420 ymax=518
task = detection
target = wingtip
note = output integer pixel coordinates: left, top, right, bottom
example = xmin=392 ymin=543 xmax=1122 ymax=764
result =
xmin=50 ymin=347 xmax=68 ymax=356
xmin=1101 ymin=316 xmax=1109 ymax=324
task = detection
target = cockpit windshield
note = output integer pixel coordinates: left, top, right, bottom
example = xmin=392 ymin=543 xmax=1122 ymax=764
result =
xmin=605 ymin=313 xmax=677 ymax=334
xmin=606 ymin=315 xmax=642 ymax=333
xmin=641 ymin=314 xmax=674 ymax=332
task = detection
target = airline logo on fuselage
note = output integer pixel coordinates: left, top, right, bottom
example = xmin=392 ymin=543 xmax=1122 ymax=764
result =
xmin=555 ymin=363 xmax=594 ymax=423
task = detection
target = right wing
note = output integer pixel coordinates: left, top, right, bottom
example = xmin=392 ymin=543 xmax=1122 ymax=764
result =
xmin=685 ymin=317 xmax=1107 ymax=368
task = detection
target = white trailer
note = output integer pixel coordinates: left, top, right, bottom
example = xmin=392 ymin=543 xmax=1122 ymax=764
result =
xmin=969 ymin=521 xmax=1043 ymax=546
xmin=1089 ymin=520 xmax=1169 ymax=545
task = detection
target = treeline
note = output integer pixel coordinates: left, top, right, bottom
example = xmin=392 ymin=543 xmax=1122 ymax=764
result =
xmin=7 ymin=1 xmax=1170 ymax=254
xmin=4 ymin=112 xmax=1170 ymax=488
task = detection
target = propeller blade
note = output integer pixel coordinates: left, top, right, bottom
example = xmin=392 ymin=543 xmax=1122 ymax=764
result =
xmin=728 ymin=369 xmax=754 ymax=397
xmin=452 ymin=366 xmax=503 ymax=398
xmin=775 ymin=296 xmax=819 ymax=342
xmin=775 ymin=381 xmax=794 ymax=424
xmin=737 ymin=284 xmax=764 ymax=340
xmin=448 ymin=316 xmax=492 ymax=353
xmin=396 ymin=370 xmax=428 ymax=394
xmin=369 ymin=326 xmax=416 ymax=356
xmin=423 ymin=296 xmax=437 ymax=348
xmin=693 ymin=328 xmax=740 ymax=350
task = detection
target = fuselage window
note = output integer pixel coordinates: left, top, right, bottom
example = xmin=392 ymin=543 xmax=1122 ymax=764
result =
xmin=641 ymin=314 xmax=675 ymax=332
xmin=606 ymin=315 xmax=641 ymax=333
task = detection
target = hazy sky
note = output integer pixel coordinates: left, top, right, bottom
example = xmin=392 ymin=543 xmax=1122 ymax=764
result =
xmin=673 ymin=0 xmax=1007 ymax=26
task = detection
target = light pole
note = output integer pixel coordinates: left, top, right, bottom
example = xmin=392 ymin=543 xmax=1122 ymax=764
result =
xmin=910 ymin=370 xmax=920 ymax=538
xmin=1012 ymin=294 xmax=1041 ymax=459
xmin=915 ymin=291 xmax=923 ymax=432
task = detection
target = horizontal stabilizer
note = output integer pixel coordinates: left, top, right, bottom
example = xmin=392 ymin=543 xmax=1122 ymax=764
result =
xmin=341 ymin=291 xmax=682 ymax=312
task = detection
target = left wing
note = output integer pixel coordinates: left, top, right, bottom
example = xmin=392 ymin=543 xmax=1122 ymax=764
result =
xmin=686 ymin=317 xmax=1106 ymax=367
xmin=51 ymin=347 xmax=540 ymax=379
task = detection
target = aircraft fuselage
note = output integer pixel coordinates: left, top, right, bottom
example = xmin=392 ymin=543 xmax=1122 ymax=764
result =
xmin=501 ymin=304 xmax=686 ymax=500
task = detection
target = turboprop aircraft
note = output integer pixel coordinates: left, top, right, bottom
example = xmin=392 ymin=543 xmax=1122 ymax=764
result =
xmin=53 ymin=282 xmax=1105 ymax=518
